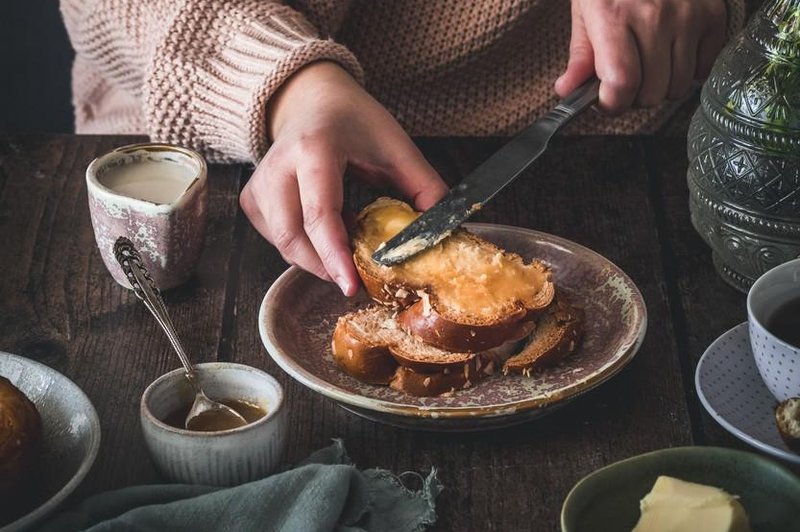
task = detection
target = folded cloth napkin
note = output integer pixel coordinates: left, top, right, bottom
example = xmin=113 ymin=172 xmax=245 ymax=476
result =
xmin=39 ymin=440 xmax=442 ymax=532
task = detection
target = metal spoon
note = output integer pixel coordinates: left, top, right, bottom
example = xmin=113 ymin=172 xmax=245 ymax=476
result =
xmin=113 ymin=237 xmax=247 ymax=431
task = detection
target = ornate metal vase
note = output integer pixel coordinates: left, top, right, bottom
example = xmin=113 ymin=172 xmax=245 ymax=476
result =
xmin=687 ymin=0 xmax=800 ymax=292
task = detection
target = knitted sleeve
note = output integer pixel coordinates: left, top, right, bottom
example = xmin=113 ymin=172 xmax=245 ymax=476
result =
xmin=60 ymin=0 xmax=362 ymax=163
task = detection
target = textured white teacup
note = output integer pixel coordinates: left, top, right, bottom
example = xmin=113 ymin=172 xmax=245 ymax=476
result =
xmin=140 ymin=363 xmax=286 ymax=486
xmin=86 ymin=143 xmax=208 ymax=290
xmin=747 ymin=258 xmax=800 ymax=402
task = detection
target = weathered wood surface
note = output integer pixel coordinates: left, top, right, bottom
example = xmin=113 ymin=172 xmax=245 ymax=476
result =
xmin=0 ymin=134 xmax=761 ymax=530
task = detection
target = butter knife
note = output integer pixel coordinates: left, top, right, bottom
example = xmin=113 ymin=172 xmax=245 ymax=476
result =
xmin=372 ymin=76 xmax=600 ymax=266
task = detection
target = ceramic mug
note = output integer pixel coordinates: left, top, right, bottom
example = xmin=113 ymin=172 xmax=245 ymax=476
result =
xmin=747 ymin=257 xmax=800 ymax=402
xmin=140 ymin=363 xmax=287 ymax=486
xmin=86 ymin=143 xmax=208 ymax=290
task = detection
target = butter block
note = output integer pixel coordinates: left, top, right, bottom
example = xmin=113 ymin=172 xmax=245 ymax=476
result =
xmin=632 ymin=476 xmax=751 ymax=532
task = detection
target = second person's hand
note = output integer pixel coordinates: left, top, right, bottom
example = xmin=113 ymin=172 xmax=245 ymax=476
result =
xmin=555 ymin=0 xmax=728 ymax=113
xmin=240 ymin=61 xmax=448 ymax=297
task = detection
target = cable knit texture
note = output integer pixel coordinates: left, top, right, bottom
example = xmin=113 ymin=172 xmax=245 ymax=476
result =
xmin=61 ymin=0 xmax=746 ymax=163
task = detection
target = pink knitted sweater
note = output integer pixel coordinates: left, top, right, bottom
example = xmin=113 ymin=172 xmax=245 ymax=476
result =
xmin=61 ymin=0 xmax=745 ymax=164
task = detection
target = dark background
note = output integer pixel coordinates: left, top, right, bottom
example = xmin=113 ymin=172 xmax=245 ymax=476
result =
xmin=1 ymin=0 xmax=74 ymax=134
xmin=0 ymin=0 xmax=764 ymax=136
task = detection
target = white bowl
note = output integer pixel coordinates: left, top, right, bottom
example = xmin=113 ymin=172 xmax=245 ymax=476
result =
xmin=140 ymin=363 xmax=286 ymax=486
xmin=747 ymin=257 xmax=800 ymax=401
xmin=0 ymin=352 xmax=101 ymax=531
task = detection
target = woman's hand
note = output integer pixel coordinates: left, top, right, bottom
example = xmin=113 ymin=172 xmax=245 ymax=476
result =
xmin=555 ymin=0 xmax=728 ymax=113
xmin=240 ymin=61 xmax=448 ymax=296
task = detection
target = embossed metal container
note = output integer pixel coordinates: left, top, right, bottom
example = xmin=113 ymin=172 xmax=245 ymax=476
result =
xmin=688 ymin=0 xmax=800 ymax=292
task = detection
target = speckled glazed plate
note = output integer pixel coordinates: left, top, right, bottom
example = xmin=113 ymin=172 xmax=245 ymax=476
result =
xmin=696 ymin=323 xmax=800 ymax=465
xmin=0 ymin=352 xmax=101 ymax=531
xmin=259 ymin=224 xmax=647 ymax=431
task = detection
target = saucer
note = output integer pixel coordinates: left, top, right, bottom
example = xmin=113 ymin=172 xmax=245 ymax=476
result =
xmin=695 ymin=323 xmax=800 ymax=465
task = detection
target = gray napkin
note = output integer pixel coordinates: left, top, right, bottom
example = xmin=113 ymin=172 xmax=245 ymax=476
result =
xmin=39 ymin=440 xmax=442 ymax=532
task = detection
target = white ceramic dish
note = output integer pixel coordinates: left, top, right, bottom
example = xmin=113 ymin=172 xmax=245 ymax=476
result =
xmin=259 ymin=224 xmax=647 ymax=431
xmin=695 ymin=322 xmax=800 ymax=465
xmin=140 ymin=363 xmax=287 ymax=486
xmin=0 ymin=352 xmax=101 ymax=532
xmin=746 ymin=257 xmax=800 ymax=401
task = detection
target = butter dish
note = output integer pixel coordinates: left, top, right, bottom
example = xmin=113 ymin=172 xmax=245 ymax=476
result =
xmin=560 ymin=447 xmax=800 ymax=532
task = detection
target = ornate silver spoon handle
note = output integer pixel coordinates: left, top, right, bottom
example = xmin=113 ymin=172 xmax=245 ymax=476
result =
xmin=113 ymin=237 xmax=200 ymax=391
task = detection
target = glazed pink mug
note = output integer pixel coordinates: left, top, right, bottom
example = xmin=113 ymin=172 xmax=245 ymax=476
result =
xmin=86 ymin=143 xmax=208 ymax=290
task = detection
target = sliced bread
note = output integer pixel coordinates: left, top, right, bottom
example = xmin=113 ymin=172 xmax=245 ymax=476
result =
xmin=502 ymin=296 xmax=583 ymax=376
xmin=352 ymin=197 xmax=554 ymax=351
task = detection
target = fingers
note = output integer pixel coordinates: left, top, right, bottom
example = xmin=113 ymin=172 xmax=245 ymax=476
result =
xmin=669 ymin=35 xmax=698 ymax=101
xmin=385 ymin=140 xmax=449 ymax=211
xmin=584 ymin=13 xmax=641 ymax=114
xmin=295 ymin=147 xmax=360 ymax=296
xmin=573 ymin=0 xmax=728 ymax=113
xmin=631 ymin=15 xmax=672 ymax=108
xmin=241 ymin=157 xmax=340 ymax=288
xmin=555 ymin=4 xmax=595 ymax=97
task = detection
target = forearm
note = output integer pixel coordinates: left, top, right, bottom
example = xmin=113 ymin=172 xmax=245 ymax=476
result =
xmin=61 ymin=0 xmax=362 ymax=163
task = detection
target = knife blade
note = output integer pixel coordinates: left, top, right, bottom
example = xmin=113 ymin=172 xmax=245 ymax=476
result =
xmin=371 ymin=76 xmax=600 ymax=266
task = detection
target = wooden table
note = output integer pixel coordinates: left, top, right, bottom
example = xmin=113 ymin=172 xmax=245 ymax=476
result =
xmin=0 ymin=134 xmax=779 ymax=530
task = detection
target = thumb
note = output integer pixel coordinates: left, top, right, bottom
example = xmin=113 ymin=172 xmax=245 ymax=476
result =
xmin=555 ymin=8 xmax=595 ymax=97
xmin=389 ymin=141 xmax=449 ymax=211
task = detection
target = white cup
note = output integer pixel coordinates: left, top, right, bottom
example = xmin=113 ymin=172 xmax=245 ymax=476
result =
xmin=747 ymin=258 xmax=800 ymax=401
xmin=86 ymin=143 xmax=208 ymax=290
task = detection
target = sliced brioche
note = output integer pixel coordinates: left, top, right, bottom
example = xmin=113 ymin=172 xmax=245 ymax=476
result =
xmin=352 ymin=198 xmax=554 ymax=351
xmin=332 ymin=305 xmax=475 ymax=375
xmin=775 ymin=397 xmax=800 ymax=453
xmin=331 ymin=309 xmax=398 ymax=384
xmin=503 ymin=296 xmax=583 ymax=376
xmin=390 ymin=357 xmax=488 ymax=397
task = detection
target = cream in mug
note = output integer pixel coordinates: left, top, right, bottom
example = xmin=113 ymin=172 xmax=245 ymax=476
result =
xmin=98 ymin=159 xmax=197 ymax=204
xmin=86 ymin=143 xmax=208 ymax=290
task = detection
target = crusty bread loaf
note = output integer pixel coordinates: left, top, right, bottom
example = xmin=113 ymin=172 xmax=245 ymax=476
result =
xmin=503 ymin=297 xmax=583 ymax=376
xmin=352 ymin=198 xmax=554 ymax=352
xmin=775 ymin=397 xmax=800 ymax=453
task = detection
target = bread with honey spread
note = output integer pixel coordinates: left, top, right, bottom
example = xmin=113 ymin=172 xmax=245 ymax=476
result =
xmin=329 ymin=198 xmax=583 ymax=397
xmin=352 ymin=197 xmax=554 ymax=353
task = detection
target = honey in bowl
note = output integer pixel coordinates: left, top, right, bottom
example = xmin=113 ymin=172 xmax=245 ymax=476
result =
xmin=162 ymin=399 xmax=267 ymax=432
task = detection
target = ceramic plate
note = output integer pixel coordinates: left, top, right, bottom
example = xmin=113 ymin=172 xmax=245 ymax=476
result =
xmin=561 ymin=446 xmax=800 ymax=532
xmin=696 ymin=322 xmax=800 ymax=465
xmin=0 ymin=353 xmax=101 ymax=531
xmin=259 ymin=224 xmax=647 ymax=431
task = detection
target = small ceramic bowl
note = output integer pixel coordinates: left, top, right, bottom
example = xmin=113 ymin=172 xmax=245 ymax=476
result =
xmin=561 ymin=446 xmax=800 ymax=532
xmin=747 ymin=257 xmax=800 ymax=401
xmin=140 ymin=363 xmax=286 ymax=486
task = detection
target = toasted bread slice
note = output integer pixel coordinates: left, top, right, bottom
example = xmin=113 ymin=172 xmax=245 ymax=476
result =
xmin=390 ymin=358 xmax=488 ymax=397
xmin=775 ymin=397 xmax=800 ymax=453
xmin=353 ymin=198 xmax=554 ymax=351
xmin=503 ymin=297 xmax=583 ymax=376
xmin=333 ymin=306 xmax=476 ymax=376
xmin=331 ymin=309 xmax=399 ymax=384
xmin=332 ymin=306 xmax=519 ymax=396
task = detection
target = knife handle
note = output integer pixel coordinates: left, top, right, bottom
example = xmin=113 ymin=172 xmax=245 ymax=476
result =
xmin=548 ymin=76 xmax=601 ymax=127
